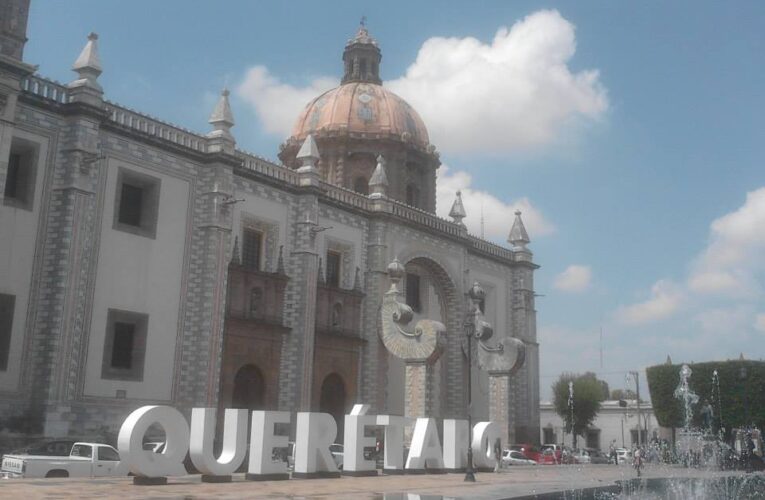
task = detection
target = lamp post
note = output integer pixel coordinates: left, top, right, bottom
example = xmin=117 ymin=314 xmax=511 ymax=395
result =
xmin=464 ymin=281 xmax=484 ymax=482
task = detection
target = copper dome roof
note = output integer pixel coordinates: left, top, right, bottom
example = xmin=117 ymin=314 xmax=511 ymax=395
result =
xmin=289 ymin=81 xmax=431 ymax=149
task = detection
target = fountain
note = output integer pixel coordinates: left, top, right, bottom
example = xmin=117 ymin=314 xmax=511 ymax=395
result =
xmin=673 ymin=364 xmax=703 ymax=466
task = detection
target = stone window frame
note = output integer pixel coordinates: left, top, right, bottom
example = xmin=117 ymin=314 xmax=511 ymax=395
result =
xmin=323 ymin=237 xmax=355 ymax=290
xmin=240 ymin=213 xmax=280 ymax=273
xmin=3 ymin=136 xmax=39 ymax=211
xmin=101 ymin=308 xmax=148 ymax=382
xmin=112 ymin=167 xmax=161 ymax=240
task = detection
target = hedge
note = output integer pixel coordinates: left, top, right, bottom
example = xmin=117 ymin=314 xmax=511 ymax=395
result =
xmin=646 ymin=360 xmax=765 ymax=434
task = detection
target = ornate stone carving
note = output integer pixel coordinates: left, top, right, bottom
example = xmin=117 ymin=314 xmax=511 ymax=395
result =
xmin=380 ymin=258 xmax=445 ymax=364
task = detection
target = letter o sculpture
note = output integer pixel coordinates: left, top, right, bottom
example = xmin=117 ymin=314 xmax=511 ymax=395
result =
xmin=117 ymin=405 xmax=190 ymax=477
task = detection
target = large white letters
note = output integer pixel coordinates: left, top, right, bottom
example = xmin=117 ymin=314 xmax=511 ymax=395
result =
xmin=117 ymin=405 xmax=190 ymax=477
xmin=471 ymin=421 xmax=501 ymax=469
xmin=248 ymin=411 xmax=291 ymax=478
xmin=189 ymin=408 xmax=248 ymax=476
xmin=293 ymin=412 xmax=339 ymax=476
xmin=376 ymin=414 xmax=407 ymax=471
xmin=442 ymin=419 xmax=469 ymax=469
xmin=405 ymin=418 xmax=444 ymax=470
xmin=343 ymin=405 xmax=377 ymax=474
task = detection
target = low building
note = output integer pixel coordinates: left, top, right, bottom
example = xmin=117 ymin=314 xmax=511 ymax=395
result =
xmin=539 ymin=400 xmax=673 ymax=452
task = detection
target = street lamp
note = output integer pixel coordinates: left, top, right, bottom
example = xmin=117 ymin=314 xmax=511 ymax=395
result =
xmin=463 ymin=281 xmax=484 ymax=482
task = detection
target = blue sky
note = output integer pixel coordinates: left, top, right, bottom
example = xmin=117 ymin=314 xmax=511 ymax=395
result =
xmin=24 ymin=1 xmax=765 ymax=400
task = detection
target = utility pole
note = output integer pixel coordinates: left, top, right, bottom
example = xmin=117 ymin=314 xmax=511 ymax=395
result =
xmin=629 ymin=371 xmax=642 ymax=447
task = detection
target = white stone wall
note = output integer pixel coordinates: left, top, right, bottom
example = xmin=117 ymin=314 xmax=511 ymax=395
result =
xmin=0 ymin=128 xmax=48 ymax=391
xmin=83 ymin=157 xmax=190 ymax=400
xmin=539 ymin=400 xmax=670 ymax=451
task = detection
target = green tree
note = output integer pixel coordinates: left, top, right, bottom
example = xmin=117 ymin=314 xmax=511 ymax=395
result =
xmin=647 ymin=360 xmax=765 ymax=439
xmin=552 ymin=372 xmax=604 ymax=449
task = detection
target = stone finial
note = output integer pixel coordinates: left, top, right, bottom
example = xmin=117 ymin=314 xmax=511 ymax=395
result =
xmin=508 ymin=210 xmax=531 ymax=249
xmin=297 ymin=134 xmax=320 ymax=168
xmin=208 ymin=88 xmax=235 ymax=146
xmin=69 ymin=32 xmax=103 ymax=97
xmin=368 ymin=154 xmax=389 ymax=198
xmin=276 ymin=245 xmax=286 ymax=274
xmin=449 ymin=190 xmax=467 ymax=227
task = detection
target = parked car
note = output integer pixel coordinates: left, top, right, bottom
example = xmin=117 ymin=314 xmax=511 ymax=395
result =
xmin=510 ymin=443 xmax=542 ymax=462
xmin=9 ymin=440 xmax=78 ymax=457
xmin=502 ymin=449 xmax=537 ymax=466
xmin=540 ymin=444 xmax=563 ymax=463
xmin=329 ymin=443 xmax=344 ymax=469
xmin=586 ymin=448 xmax=611 ymax=464
xmin=1 ymin=442 xmax=123 ymax=478
xmin=539 ymin=448 xmax=559 ymax=465
xmin=615 ymin=447 xmax=632 ymax=465
xmin=570 ymin=449 xmax=591 ymax=464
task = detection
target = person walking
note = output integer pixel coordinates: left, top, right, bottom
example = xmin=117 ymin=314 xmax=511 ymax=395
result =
xmin=633 ymin=447 xmax=643 ymax=477
xmin=609 ymin=440 xmax=617 ymax=465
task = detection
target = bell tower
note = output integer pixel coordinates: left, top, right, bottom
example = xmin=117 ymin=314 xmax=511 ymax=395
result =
xmin=341 ymin=18 xmax=382 ymax=85
xmin=0 ymin=0 xmax=30 ymax=61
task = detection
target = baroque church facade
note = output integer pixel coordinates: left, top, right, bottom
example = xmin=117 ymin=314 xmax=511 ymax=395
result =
xmin=0 ymin=0 xmax=540 ymax=445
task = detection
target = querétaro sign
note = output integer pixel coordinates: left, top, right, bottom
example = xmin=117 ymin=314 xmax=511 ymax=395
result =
xmin=117 ymin=405 xmax=503 ymax=480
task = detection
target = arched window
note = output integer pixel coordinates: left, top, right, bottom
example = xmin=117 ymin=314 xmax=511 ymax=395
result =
xmin=249 ymin=287 xmax=263 ymax=318
xmin=331 ymin=302 xmax=343 ymax=328
xmin=406 ymin=183 xmax=420 ymax=208
xmin=232 ymin=364 xmax=266 ymax=411
xmin=319 ymin=373 xmax=347 ymax=442
xmin=353 ymin=176 xmax=368 ymax=195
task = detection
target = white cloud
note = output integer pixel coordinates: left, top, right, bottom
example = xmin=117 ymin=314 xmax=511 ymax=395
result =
xmin=553 ymin=265 xmax=592 ymax=292
xmin=694 ymin=306 xmax=752 ymax=335
xmin=615 ymin=280 xmax=684 ymax=326
xmin=435 ymin=165 xmax=554 ymax=241
xmin=237 ymin=10 xmax=607 ymax=155
xmin=237 ymin=66 xmax=337 ymax=137
xmin=755 ymin=314 xmax=765 ymax=333
xmin=388 ymin=10 xmax=608 ymax=155
xmin=688 ymin=187 xmax=765 ymax=297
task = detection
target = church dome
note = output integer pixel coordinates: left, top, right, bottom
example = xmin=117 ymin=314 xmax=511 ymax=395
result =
xmin=289 ymin=82 xmax=430 ymax=149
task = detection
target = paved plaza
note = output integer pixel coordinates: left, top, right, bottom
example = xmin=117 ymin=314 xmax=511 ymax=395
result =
xmin=0 ymin=465 xmax=753 ymax=499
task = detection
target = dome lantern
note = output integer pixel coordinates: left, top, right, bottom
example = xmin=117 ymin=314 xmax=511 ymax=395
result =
xmin=342 ymin=18 xmax=382 ymax=85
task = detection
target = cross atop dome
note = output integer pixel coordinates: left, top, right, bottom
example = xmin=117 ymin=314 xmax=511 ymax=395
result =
xmin=342 ymin=19 xmax=382 ymax=85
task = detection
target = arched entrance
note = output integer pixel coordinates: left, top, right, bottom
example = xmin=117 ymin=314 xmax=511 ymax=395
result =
xmin=387 ymin=254 xmax=461 ymax=419
xmin=231 ymin=364 xmax=266 ymax=411
xmin=319 ymin=373 xmax=346 ymax=443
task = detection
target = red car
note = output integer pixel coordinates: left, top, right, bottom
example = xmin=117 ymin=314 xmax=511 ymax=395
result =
xmin=540 ymin=444 xmax=563 ymax=464
xmin=510 ymin=444 xmax=542 ymax=463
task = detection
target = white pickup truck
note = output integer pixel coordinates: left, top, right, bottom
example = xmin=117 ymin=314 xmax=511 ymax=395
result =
xmin=1 ymin=442 xmax=123 ymax=478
